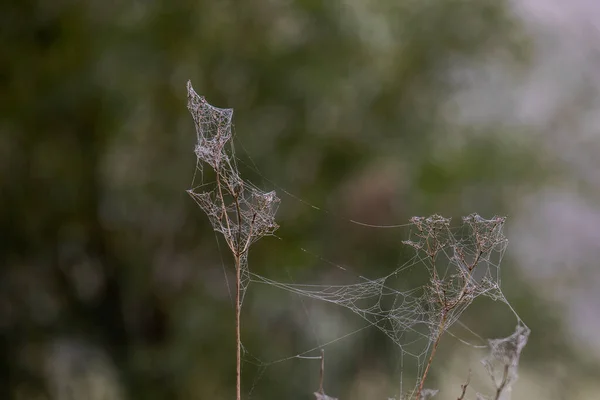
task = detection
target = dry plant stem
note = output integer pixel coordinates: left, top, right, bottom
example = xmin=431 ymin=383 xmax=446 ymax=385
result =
xmin=415 ymin=229 xmax=484 ymax=400
xmin=216 ymin=170 xmax=233 ymax=251
xmin=216 ymin=168 xmax=244 ymax=400
xmin=494 ymin=364 xmax=510 ymax=400
xmin=235 ymin=253 xmax=242 ymax=400
xmin=457 ymin=370 xmax=471 ymax=400
xmin=318 ymin=349 xmax=325 ymax=394
xmin=232 ymin=192 xmax=254 ymax=400
xmin=233 ymin=197 xmax=250 ymax=400
xmin=415 ymin=314 xmax=447 ymax=399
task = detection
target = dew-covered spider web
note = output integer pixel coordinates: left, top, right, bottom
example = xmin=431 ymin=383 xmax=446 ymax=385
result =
xmin=186 ymin=81 xmax=280 ymax=306
xmin=185 ymin=82 xmax=529 ymax=400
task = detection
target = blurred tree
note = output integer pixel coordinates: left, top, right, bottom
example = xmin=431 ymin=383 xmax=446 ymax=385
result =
xmin=0 ymin=0 xmax=579 ymax=399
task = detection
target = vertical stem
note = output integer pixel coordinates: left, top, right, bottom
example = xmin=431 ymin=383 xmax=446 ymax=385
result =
xmin=318 ymin=349 xmax=325 ymax=394
xmin=415 ymin=315 xmax=446 ymax=400
xmin=494 ymin=364 xmax=510 ymax=400
xmin=456 ymin=369 xmax=471 ymax=400
xmin=232 ymin=193 xmax=244 ymax=400
xmin=235 ymin=254 xmax=242 ymax=400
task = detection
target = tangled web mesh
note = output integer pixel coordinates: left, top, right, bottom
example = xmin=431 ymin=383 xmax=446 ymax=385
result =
xmin=185 ymin=82 xmax=528 ymax=399
xmin=254 ymin=214 xmax=509 ymax=348
xmin=186 ymin=81 xmax=280 ymax=302
xmin=250 ymin=214 xmax=526 ymax=399
xmin=476 ymin=324 xmax=530 ymax=400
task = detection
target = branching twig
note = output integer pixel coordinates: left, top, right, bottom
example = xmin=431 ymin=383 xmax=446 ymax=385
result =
xmin=480 ymin=324 xmax=530 ymax=400
xmin=313 ymin=349 xmax=339 ymax=400
xmin=457 ymin=370 xmax=471 ymax=400
xmin=415 ymin=313 xmax=447 ymax=399
xmin=494 ymin=364 xmax=509 ymax=400
xmin=409 ymin=215 xmax=508 ymax=400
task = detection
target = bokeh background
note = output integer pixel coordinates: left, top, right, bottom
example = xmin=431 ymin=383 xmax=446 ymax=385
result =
xmin=3 ymin=0 xmax=600 ymax=399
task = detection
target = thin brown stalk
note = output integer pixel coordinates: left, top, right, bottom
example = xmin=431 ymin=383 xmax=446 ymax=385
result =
xmin=235 ymin=253 xmax=241 ymax=400
xmin=234 ymin=194 xmax=243 ymax=254
xmin=457 ymin=370 xmax=471 ymax=400
xmin=216 ymin=169 xmax=242 ymax=400
xmin=233 ymin=194 xmax=244 ymax=400
xmin=318 ymin=349 xmax=325 ymax=394
xmin=416 ymin=243 xmax=486 ymax=400
xmin=494 ymin=364 xmax=510 ymax=400
xmin=216 ymin=170 xmax=233 ymax=252
xmin=415 ymin=313 xmax=447 ymax=399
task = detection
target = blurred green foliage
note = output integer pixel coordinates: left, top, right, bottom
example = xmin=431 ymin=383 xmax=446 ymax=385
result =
xmin=0 ymin=0 xmax=583 ymax=399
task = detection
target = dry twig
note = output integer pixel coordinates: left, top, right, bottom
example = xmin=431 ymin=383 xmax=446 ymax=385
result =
xmin=457 ymin=370 xmax=471 ymax=400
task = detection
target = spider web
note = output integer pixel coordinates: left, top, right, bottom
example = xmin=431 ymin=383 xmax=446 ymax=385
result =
xmin=252 ymin=214 xmax=510 ymax=346
xmin=186 ymin=81 xmax=280 ymax=305
xmin=247 ymin=215 xmax=524 ymax=399
xmin=185 ymin=82 xmax=528 ymax=400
